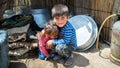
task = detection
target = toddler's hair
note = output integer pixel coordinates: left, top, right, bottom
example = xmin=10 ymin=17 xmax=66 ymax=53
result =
xmin=44 ymin=20 xmax=59 ymax=37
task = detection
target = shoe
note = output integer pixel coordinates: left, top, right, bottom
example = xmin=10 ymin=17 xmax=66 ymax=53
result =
xmin=53 ymin=55 xmax=62 ymax=62
xmin=50 ymin=53 xmax=56 ymax=58
xmin=64 ymin=57 xmax=73 ymax=67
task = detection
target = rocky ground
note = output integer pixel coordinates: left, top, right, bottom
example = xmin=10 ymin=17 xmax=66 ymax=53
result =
xmin=9 ymin=42 xmax=120 ymax=68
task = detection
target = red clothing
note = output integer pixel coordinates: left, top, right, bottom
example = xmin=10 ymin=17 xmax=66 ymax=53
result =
xmin=39 ymin=35 xmax=50 ymax=57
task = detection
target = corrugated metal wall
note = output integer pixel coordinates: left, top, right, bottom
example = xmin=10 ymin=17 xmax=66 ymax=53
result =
xmin=1 ymin=0 xmax=120 ymax=41
xmin=72 ymin=0 xmax=114 ymax=41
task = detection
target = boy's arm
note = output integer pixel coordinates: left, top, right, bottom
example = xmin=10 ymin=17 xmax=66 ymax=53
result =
xmin=46 ymin=40 xmax=53 ymax=49
xmin=53 ymin=29 xmax=74 ymax=45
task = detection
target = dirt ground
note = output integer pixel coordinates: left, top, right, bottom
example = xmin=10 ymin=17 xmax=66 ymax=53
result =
xmin=9 ymin=42 xmax=120 ymax=68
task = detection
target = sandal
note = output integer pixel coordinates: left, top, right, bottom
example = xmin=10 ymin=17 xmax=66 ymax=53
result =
xmin=64 ymin=57 xmax=73 ymax=67
xmin=53 ymin=55 xmax=62 ymax=62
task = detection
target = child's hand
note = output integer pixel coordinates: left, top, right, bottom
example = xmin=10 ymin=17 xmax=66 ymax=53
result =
xmin=45 ymin=54 xmax=50 ymax=61
xmin=46 ymin=40 xmax=53 ymax=49
xmin=36 ymin=30 xmax=45 ymax=40
xmin=36 ymin=32 xmax=41 ymax=40
xmin=46 ymin=54 xmax=50 ymax=58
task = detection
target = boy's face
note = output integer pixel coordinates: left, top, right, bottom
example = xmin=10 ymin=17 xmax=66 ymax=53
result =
xmin=53 ymin=15 xmax=68 ymax=27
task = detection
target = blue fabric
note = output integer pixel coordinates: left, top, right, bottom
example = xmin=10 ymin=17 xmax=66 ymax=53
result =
xmin=38 ymin=50 xmax=46 ymax=60
xmin=53 ymin=21 xmax=77 ymax=50
xmin=50 ymin=53 xmax=56 ymax=58
xmin=38 ymin=50 xmax=56 ymax=60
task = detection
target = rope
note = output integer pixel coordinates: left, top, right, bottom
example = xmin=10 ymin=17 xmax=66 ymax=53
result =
xmin=110 ymin=54 xmax=120 ymax=62
xmin=95 ymin=14 xmax=117 ymax=51
xmin=95 ymin=14 xmax=117 ymax=59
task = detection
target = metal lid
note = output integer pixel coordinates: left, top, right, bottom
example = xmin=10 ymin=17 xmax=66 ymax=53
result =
xmin=69 ymin=15 xmax=98 ymax=51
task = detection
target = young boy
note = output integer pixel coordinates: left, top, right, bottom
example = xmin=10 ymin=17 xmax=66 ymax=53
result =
xmin=45 ymin=4 xmax=77 ymax=66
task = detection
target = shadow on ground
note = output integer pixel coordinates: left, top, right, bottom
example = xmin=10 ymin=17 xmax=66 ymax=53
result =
xmin=76 ymin=42 xmax=110 ymax=53
xmin=9 ymin=62 xmax=27 ymax=68
xmin=73 ymin=53 xmax=89 ymax=67
xmin=49 ymin=52 xmax=89 ymax=68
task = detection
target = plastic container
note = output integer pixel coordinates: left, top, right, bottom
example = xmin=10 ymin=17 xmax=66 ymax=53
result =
xmin=0 ymin=30 xmax=9 ymax=68
xmin=110 ymin=20 xmax=120 ymax=65
xmin=69 ymin=15 xmax=98 ymax=51
xmin=30 ymin=8 xmax=51 ymax=28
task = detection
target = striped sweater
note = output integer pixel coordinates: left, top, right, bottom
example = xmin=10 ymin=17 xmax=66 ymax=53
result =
xmin=53 ymin=21 xmax=77 ymax=50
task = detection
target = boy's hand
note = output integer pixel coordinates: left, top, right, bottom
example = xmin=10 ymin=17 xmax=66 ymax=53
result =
xmin=46 ymin=40 xmax=53 ymax=49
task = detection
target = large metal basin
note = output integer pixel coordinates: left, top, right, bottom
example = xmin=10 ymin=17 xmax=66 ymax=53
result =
xmin=69 ymin=15 xmax=98 ymax=51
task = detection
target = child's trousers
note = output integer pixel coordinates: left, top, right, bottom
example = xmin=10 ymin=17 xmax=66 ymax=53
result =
xmin=38 ymin=50 xmax=56 ymax=60
xmin=55 ymin=44 xmax=73 ymax=58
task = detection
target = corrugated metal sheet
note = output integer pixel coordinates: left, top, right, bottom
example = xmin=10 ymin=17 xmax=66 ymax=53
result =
xmin=1 ymin=0 xmax=120 ymax=41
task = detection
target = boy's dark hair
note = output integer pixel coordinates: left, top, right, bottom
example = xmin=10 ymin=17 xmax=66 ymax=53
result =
xmin=44 ymin=20 xmax=59 ymax=37
xmin=52 ymin=4 xmax=69 ymax=17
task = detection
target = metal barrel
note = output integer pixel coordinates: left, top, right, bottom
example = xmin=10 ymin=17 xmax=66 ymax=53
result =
xmin=110 ymin=21 xmax=120 ymax=65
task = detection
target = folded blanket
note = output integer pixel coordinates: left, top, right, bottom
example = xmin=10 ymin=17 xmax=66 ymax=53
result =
xmin=0 ymin=14 xmax=34 ymax=29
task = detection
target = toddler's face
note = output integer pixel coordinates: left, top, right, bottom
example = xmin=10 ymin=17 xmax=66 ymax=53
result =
xmin=53 ymin=15 xmax=68 ymax=27
xmin=49 ymin=35 xmax=57 ymax=39
xmin=46 ymin=33 xmax=58 ymax=39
